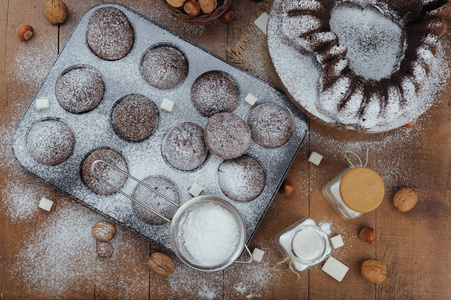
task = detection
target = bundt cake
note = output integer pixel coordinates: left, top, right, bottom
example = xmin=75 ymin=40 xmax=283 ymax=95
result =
xmin=269 ymin=0 xmax=449 ymax=131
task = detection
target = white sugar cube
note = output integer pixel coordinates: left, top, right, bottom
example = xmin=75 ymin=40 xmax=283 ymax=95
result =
xmin=322 ymin=257 xmax=349 ymax=282
xmin=36 ymin=98 xmax=50 ymax=110
xmin=189 ymin=183 xmax=203 ymax=197
xmin=308 ymin=151 xmax=323 ymax=166
xmin=39 ymin=197 xmax=54 ymax=212
xmin=161 ymin=98 xmax=174 ymax=112
xmin=252 ymin=248 xmax=265 ymax=262
xmin=254 ymin=12 xmax=269 ymax=35
xmin=330 ymin=235 xmax=344 ymax=249
xmin=245 ymin=93 xmax=258 ymax=106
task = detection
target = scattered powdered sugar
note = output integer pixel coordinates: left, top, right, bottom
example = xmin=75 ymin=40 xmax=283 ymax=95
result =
xmin=10 ymin=38 xmax=56 ymax=92
xmin=319 ymin=221 xmax=332 ymax=236
xmin=330 ymin=4 xmax=404 ymax=80
xmin=0 ymin=123 xmax=49 ymax=222
xmin=177 ymin=203 xmax=240 ymax=267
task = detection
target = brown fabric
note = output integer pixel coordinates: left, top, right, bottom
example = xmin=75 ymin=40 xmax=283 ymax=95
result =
xmin=227 ymin=0 xmax=283 ymax=89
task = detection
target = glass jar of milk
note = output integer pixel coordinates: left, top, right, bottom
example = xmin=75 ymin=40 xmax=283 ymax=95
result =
xmin=275 ymin=218 xmax=332 ymax=272
xmin=322 ymin=167 xmax=385 ymax=220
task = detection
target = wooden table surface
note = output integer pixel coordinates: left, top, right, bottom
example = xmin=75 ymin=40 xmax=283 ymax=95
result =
xmin=1 ymin=0 xmax=450 ymax=299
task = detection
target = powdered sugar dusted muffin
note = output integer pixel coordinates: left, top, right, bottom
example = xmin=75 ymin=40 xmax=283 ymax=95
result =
xmin=82 ymin=148 xmax=128 ymax=196
xmin=268 ymin=0 xmax=450 ymax=132
xmin=111 ymin=94 xmax=159 ymax=142
xmin=132 ymin=176 xmax=180 ymax=225
xmin=248 ymin=102 xmax=294 ymax=148
xmin=141 ymin=45 xmax=188 ymax=90
xmin=204 ymin=113 xmax=251 ymax=159
xmin=87 ymin=7 xmax=134 ymax=61
xmin=27 ymin=120 xmax=75 ymax=166
xmin=218 ymin=155 xmax=265 ymax=202
xmin=55 ymin=67 xmax=105 ymax=114
xmin=192 ymin=71 xmax=239 ymax=117
xmin=163 ymin=122 xmax=207 ymax=171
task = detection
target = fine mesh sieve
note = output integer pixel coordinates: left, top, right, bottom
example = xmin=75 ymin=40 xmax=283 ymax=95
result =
xmin=90 ymin=159 xmax=252 ymax=271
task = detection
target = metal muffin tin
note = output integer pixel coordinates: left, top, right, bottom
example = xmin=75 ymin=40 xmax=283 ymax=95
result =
xmin=12 ymin=3 xmax=308 ymax=250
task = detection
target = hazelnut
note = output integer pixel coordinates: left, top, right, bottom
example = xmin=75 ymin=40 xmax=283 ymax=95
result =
xmin=45 ymin=0 xmax=69 ymax=25
xmin=97 ymin=242 xmax=114 ymax=258
xmin=393 ymin=188 xmax=418 ymax=212
xmin=404 ymin=119 xmax=417 ymax=128
xmin=166 ymin=0 xmax=186 ymax=8
xmin=279 ymin=179 xmax=294 ymax=196
xmin=359 ymin=227 xmax=375 ymax=243
xmin=199 ymin=0 xmax=217 ymax=14
xmin=361 ymin=259 xmax=387 ymax=284
xmin=148 ymin=252 xmax=175 ymax=276
xmin=17 ymin=25 xmax=34 ymax=41
xmin=92 ymin=221 xmax=116 ymax=242
xmin=184 ymin=0 xmax=201 ymax=16
xmin=222 ymin=10 xmax=235 ymax=23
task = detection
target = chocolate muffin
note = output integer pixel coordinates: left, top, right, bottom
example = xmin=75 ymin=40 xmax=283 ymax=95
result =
xmin=111 ymin=94 xmax=159 ymax=142
xmin=27 ymin=120 xmax=75 ymax=166
xmin=82 ymin=148 xmax=128 ymax=196
xmin=56 ymin=67 xmax=105 ymax=114
xmin=248 ymin=102 xmax=294 ymax=148
xmin=204 ymin=113 xmax=251 ymax=159
xmin=192 ymin=71 xmax=239 ymax=117
xmin=218 ymin=155 xmax=265 ymax=202
xmin=87 ymin=7 xmax=134 ymax=61
xmin=132 ymin=176 xmax=180 ymax=225
xmin=141 ymin=45 xmax=188 ymax=90
xmin=163 ymin=122 xmax=207 ymax=171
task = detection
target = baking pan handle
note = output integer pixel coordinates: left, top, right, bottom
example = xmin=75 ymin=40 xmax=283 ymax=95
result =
xmin=90 ymin=159 xmax=180 ymax=223
xmin=235 ymin=244 xmax=253 ymax=264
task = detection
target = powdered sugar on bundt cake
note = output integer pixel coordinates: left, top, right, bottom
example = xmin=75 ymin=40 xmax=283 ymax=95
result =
xmin=268 ymin=0 xmax=449 ymax=132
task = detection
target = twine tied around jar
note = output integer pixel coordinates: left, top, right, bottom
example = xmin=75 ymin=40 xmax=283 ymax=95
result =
xmin=344 ymin=149 xmax=369 ymax=168
xmin=264 ymin=255 xmax=301 ymax=281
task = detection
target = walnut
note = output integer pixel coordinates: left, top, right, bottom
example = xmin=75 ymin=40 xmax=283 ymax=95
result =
xmin=361 ymin=260 xmax=387 ymax=284
xmin=148 ymin=252 xmax=175 ymax=276
xmin=44 ymin=0 xmax=69 ymax=25
xmin=393 ymin=188 xmax=418 ymax=212
xmin=97 ymin=242 xmax=114 ymax=258
xmin=199 ymin=0 xmax=217 ymax=14
xmin=92 ymin=221 xmax=116 ymax=242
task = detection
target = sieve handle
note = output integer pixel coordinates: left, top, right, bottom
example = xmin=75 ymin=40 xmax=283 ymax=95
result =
xmin=235 ymin=245 xmax=253 ymax=264
xmin=90 ymin=159 xmax=180 ymax=223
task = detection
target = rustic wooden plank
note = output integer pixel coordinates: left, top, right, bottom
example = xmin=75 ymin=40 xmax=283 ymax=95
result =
xmin=149 ymin=246 xmax=224 ymax=300
xmin=0 ymin=0 xmax=9 ymax=295
xmin=1 ymin=0 xmax=58 ymax=298
xmin=226 ymin=0 xmax=259 ymax=50
xmin=307 ymin=122 xmax=376 ymax=299
xmin=150 ymin=0 xmax=229 ymax=59
xmin=375 ymin=73 xmax=451 ymax=299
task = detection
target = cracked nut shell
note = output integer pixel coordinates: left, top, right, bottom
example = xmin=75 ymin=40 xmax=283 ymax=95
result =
xmin=148 ymin=252 xmax=175 ymax=276
xmin=393 ymin=188 xmax=418 ymax=212
xmin=361 ymin=259 xmax=387 ymax=284
xmin=92 ymin=221 xmax=116 ymax=242
xmin=97 ymin=242 xmax=114 ymax=258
